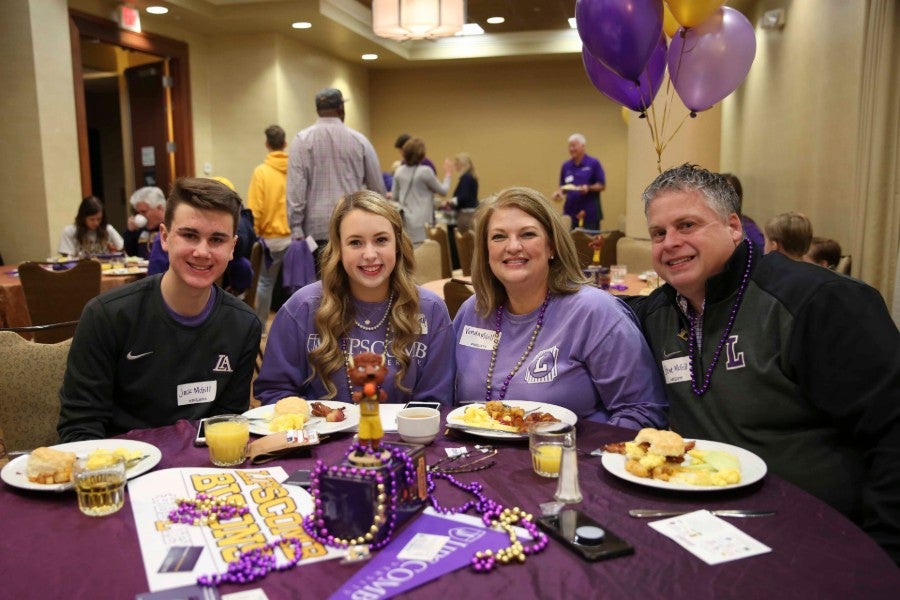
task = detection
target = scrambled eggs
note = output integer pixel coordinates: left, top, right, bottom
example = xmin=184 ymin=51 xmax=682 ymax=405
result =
xmin=85 ymin=447 xmax=143 ymax=469
xmin=459 ymin=405 xmax=518 ymax=432
xmin=269 ymin=413 xmax=307 ymax=432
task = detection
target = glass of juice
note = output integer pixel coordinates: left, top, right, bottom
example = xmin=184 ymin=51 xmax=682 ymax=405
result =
xmin=529 ymin=422 xmax=574 ymax=478
xmin=205 ymin=414 xmax=250 ymax=467
xmin=73 ymin=454 xmax=126 ymax=517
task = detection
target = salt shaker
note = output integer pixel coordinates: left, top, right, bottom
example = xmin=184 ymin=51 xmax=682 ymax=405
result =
xmin=554 ymin=425 xmax=583 ymax=504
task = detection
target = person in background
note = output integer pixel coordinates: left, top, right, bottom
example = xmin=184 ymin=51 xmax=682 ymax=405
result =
xmin=124 ymin=186 xmax=166 ymax=259
xmin=391 ymin=137 xmax=451 ymax=246
xmin=443 ymin=152 xmax=479 ymax=233
xmin=247 ymin=125 xmax=290 ymax=328
xmin=58 ymin=177 xmax=262 ymax=441
xmin=764 ymin=211 xmax=813 ymax=260
xmin=721 ymin=173 xmax=764 ymax=249
xmin=394 ymin=133 xmax=436 ymax=173
xmin=287 ymin=88 xmax=386 ymax=270
xmin=58 ymin=196 xmax=124 ymax=257
xmin=628 ymin=163 xmax=899 ymax=563
xmin=804 ymin=236 xmax=842 ymax=269
xmin=551 ymin=133 xmax=605 ymax=231
xmin=453 ymin=187 xmax=667 ymax=428
xmin=254 ymin=191 xmax=455 ymax=406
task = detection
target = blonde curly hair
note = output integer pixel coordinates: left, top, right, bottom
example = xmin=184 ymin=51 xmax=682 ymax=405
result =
xmin=308 ymin=191 xmax=420 ymax=396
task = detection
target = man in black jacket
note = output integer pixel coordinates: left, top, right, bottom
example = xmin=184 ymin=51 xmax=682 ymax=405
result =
xmin=627 ymin=163 xmax=899 ymax=564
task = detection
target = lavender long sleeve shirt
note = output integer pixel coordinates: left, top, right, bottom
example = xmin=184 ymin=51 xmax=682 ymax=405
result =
xmin=255 ymin=281 xmax=455 ymax=405
xmin=453 ymin=286 xmax=667 ymax=429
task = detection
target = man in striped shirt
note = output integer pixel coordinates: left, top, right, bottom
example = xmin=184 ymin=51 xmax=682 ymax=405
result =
xmin=286 ymin=88 xmax=386 ymax=268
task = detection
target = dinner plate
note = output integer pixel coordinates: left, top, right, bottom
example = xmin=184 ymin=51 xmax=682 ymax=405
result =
xmin=561 ymin=184 xmax=579 ymax=191
xmin=600 ymin=439 xmax=767 ymax=492
xmin=243 ymin=401 xmax=359 ymax=437
xmin=106 ymin=267 xmax=148 ymax=276
xmin=445 ymin=401 xmax=578 ymax=440
xmin=0 ymin=439 xmax=162 ymax=493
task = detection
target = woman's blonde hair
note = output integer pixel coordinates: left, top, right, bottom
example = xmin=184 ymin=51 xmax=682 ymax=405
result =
xmin=471 ymin=187 xmax=587 ymax=317
xmin=308 ymin=191 xmax=420 ymax=396
xmin=455 ymin=152 xmax=475 ymax=177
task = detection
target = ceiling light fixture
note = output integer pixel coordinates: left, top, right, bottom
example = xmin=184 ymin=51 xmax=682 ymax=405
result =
xmin=146 ymin=6 xmax=168 ymax=15
xmin=362 ymin=53 xmax=379 ymax=60
xmin=455 ymin=23 xmax=484 ymax=36
xmin=292 ymin=22 xmax=312 ymax=29
xmin=372 ymin=0 xmax=465 ymax=41
xmin=486 ymin=17 xmax=505 ymax=25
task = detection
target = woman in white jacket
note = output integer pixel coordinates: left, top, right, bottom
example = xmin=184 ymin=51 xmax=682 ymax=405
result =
xmin=391 ymin=137 xmax=451 ymax=245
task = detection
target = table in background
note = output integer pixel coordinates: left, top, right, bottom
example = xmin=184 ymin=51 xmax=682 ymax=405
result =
xmin=1 ymin=416 xmax=896 ymax=599
xmin=422 ymin=273 xmax=651 ymax=301
xmin=0 ymin=264 xmax=144 ymax=328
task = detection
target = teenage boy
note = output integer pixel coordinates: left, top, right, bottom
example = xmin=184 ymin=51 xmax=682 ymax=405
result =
xmin=59 ymin=178 xmax=262 ymax=441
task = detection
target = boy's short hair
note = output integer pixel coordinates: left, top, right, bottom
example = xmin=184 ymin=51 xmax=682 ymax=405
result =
xmin=165 ymin=177 xmax=242 ymax=233
xmin=265 ymin=125 xmax=286 ymax=150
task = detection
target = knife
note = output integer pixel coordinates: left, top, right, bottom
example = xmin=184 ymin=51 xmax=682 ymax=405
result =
xmin=629 ymin=509 xmax=776 ymax=518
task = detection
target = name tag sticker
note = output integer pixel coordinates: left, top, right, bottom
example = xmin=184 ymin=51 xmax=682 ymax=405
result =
xmin=418 ymin=313 xmax=429 ymax=335
xmin=662 ymin=357 xmax=692 ymax=385
xmin=460 ymin=325 xmax=498 ymax=350
xmin=177 ymin=380 xmax=217 ymax=406
xmin=564 ymin=174 xmax=574 ymax=184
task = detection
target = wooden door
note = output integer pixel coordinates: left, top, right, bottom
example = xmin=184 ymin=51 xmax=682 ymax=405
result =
xmin=126 ymin=62 xmax=171 ymax=192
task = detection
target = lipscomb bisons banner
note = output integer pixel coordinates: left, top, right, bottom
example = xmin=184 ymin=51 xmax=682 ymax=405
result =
xmin=129 ymin=467 xmax=345 ymax=591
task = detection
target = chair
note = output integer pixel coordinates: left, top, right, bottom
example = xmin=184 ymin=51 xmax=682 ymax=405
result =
xmin=0 ymin=331 xmax=71 ymax=450
xmin=18 ymin=260 xmax=101 ymax=343
xmin=570 ymin=230 xmax=596 ymax=270
xmin=836 ymin=255 xmax=852 ymax=275
xmin=426 ymin=226 xmax=453 ymax=279
xmin=614 ymin=237 xmax=655 ymax=273
xmin=243 ymin=241 xmax=263 ymax=309
xmin=443 ymin=278 xmax=475 ymax=319
xmin=454 ymin=229 xmax=475 ymax=276
xmin=413 ymin=239 xmax=443 ymax=285
xmin=599 ymin=230 xmax=625 ymax=267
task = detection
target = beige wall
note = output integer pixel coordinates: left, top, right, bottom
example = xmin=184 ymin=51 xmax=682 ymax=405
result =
xmin=370 ymin=60 xmax=628 ymax=231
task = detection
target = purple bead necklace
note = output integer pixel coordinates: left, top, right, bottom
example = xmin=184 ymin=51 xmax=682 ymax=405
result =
xmin=485 ymin=292 xmax=551 ymax=402
xmin=687 ymin=240 xmax=754 ymax=396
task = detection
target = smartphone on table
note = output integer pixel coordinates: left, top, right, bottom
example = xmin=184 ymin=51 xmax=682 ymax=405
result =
xmin=536 ymin=510 xmax=634 ymax=561
xmin=194 ymin=418 xmax=210 ymax=446
xmin=403 ymin=401 xmax=441 ymax=411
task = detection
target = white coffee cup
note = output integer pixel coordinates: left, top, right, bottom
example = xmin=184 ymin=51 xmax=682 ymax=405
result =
xmin=133 ymin=214 xmax=148 ymax=228
xmin=396 ymin=407 xmax=441 ymax=445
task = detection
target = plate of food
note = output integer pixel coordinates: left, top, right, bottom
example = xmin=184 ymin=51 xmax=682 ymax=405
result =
xmin=0 ymin=439 xmax=162 ymax=493
xmin=106 ymin=267 xmax=148 ymax=276
xmin=561 ymin=184 xmax=580 ymax=191
xmin=243 ymin=397 xmax=359 ymax=437
xmin=445 ymin=400 xmax=577 ymax=440
xmin=600 ymin=428 xmax=766 ymax=491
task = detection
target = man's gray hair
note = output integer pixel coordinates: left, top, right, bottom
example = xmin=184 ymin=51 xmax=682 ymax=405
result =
xmin=129 ymin=186 xmax=166 ymax=209
xmin=568 ymin=133 xmax=586 ymax=145
xmin=641 ymin=163 xmax=741 ymax=219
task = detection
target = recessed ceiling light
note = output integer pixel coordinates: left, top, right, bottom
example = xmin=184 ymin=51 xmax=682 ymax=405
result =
xmin=486 ymin=17 xmax=505 ymax=25
xmin=568 ymin=17 xmax=577 ymax=29
xmin=455 ymin=23 xmax=485 ymax=36
xmin=146 ymin=6 xmax=168 ymax=15
xmin=292 ymin=22 xmax=312 ymax=29
xmin=362 ymin=54 xmax=378 ymax=60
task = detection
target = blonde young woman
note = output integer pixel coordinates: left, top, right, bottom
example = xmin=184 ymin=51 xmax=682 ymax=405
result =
xmin=452 ymin=187 xmax=667 ymax=428
xmin=255 ymin=190 xmax=455 ymax=405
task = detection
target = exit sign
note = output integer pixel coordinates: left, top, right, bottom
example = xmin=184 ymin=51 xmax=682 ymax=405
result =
xmin=118 ymin=5 xmax=142 ymax=33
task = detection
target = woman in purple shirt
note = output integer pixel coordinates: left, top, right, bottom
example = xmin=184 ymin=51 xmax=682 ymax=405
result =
xmin=255 ymin=191 xmax=455 ymax=405
xmin=453 ymin=187 xmax=667 ymax=429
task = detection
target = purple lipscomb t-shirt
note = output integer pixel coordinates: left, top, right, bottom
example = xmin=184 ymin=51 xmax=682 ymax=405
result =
xmin=453 ymin=286 xmax=667 ymax=430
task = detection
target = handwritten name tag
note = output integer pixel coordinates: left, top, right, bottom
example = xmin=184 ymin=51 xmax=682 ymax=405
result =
xmin=459 ymin=326 xmax=498 ymax=350
xmin=177 ymin=380 xmax=217 ymax=406
xmin=662 ymin=357 xmax=692 ymax=385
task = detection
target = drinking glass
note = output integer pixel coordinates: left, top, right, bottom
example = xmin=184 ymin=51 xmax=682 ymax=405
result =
xmin=611 ymin=264 xmax=627 ymax=285
xmin=206 ymin=414 xmax=250 ymax=466
xmin=530 ymin=422 xmax=572 ymax=478
xmin=73 ymin=455 xmax=126 ymax=517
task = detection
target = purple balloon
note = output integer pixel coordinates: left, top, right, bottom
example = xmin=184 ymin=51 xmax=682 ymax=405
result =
xmin=667 ymin=7 xmax=757 ymax=112
xmin=576 ymin=0 xmax=663 ymax=81
xmin=582 ymin=35 xmax=667 ymax=113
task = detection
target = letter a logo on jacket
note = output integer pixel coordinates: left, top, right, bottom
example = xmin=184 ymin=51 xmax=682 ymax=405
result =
xmin=213 ymin=355 xmax=233 ymax=373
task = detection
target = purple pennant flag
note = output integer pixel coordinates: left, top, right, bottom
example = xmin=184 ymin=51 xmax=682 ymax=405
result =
xmin=329 ymin=512 xmax=511 ymax=600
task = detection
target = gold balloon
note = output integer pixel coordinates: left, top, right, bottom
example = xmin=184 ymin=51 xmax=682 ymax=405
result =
xmin=665 ymin=0 xmax=724 ymax=28
xmin=621 ymin=106 xmax=630 ymax=125
xmin=663 ymin=3 xmax=680 ymax=38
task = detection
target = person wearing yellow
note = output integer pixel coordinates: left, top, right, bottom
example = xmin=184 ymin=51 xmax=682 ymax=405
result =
xmin=247 ymin=125 xmax=290 ymax=327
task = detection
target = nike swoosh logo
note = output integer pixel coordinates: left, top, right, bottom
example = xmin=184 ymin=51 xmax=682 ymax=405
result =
xmin=127 ymin=351 xmax=153 ymax=360
xmin=663 ymin=350 xmax=681 ymax=359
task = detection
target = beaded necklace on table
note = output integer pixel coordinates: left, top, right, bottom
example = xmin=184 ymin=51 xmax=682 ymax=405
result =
xmin=485 ymin=292 xmax=551 ymax=402
xmin=686 ymin=239 xmax=754 ymax=396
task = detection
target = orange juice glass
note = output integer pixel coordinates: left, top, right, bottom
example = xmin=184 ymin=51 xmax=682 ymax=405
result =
xmin=206 ymin=415 xmax=249 ymax=466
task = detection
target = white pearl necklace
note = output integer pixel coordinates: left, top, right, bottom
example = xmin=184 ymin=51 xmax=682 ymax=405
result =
xmin=354 ymin=293 xmax=394 ymax=331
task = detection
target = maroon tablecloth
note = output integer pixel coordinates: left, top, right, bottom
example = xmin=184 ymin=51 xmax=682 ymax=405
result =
xmin=1 ymin=418 xmax=897 ymax=599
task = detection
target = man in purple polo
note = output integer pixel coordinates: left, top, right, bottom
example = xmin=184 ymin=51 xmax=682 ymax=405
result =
xmin=551 ymin=133 xmax=606 ymax=231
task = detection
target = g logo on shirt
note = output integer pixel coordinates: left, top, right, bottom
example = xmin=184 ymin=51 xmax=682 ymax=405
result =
xmin=524 ymin=346 xmax=559 ymax=384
